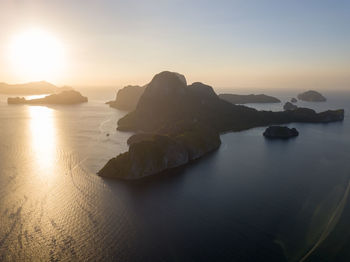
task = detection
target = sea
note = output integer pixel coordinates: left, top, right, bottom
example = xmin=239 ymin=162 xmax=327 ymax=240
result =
xmin=0 ymin=87 xmax=349 ymax=261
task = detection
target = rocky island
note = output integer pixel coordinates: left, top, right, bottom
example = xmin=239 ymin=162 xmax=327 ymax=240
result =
xmin=298 ymin=90 xmax=326 ymax=102
xmin=106 ymin=85 xmax=146 ymax=111
xmin=98 ymin=71 xmax=344 ymax=180
xmin=7 ymin=90 xmax=88 ymax=105
xmin=263 ymin=126 xmax=299 ymax=139
xmin=283 ymin=102 xmax=298 ymax=111
xmin=219 ymin=93 xmax=281 ymax=104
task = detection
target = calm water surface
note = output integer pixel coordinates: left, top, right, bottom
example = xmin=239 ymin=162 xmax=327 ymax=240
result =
xmin=0 ymin=89 xmax=349 ymax=261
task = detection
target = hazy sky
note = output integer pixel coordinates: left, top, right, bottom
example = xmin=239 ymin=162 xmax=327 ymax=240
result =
xmin=0 ymin=0 xmax=349 ymax=89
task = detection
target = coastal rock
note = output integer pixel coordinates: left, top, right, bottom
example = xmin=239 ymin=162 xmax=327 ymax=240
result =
xmin=98 ymin=125 xmax=221 ymax=179
xmin=99 ymin=134 xmax=189 ymax=179
xmin=106 ymin=85 xmax=145 ymax=111
xmin=7 ymin=90 xmax=88 ymax=104
xmin=298 ymin=90 xmax=326 ymax=102
xmin=283 ymin=102 xmax=298 ymax=111
xmin=219 ymin=94 xmax=281 ymax=104
xmin=263 ymin=126 xmax=299 ymax=139
xmin=291 ymin=98 xmax=297 ymax=103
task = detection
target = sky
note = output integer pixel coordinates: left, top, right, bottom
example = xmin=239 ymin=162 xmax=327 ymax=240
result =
xmin=0 ymin=0 xmax=349 ymax=89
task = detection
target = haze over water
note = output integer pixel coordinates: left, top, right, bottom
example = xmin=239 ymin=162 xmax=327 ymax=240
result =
xmin=0 ymin=88 xmax=349 ymax=261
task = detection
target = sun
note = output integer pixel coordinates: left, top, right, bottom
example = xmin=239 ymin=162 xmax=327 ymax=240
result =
xmin=8 ymin=28 xmax=65 ymax=82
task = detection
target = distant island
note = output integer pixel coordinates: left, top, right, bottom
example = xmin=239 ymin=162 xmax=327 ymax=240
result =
xmin=98 ymin=71 xmax=344 ymax=180
xmin=263 ymin=126 xmax=299 ymax=139
xmin=283 ymin=102 xmax=298 ymax=111
xmin=0 ymin=81 xmax=71 ymax=95
xmin=298 ymin=90 xmax=326 ymax=102
xmin=8 ymin=90 xmax=88 ymax=105
xmin=106 ymin=85 xmax=145 ymax=111
xmin=218 ymin=93 xmax=281 ymax=104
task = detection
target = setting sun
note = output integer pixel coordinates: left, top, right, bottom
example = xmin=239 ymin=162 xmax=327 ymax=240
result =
xmin=8 ymin=28 xmax=65 ymax=82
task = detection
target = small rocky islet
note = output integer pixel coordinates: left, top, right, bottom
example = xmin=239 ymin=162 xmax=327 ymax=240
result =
xmin=263 ymin=126 xmax=299 ymax=139
xmin=284 ymin=102 xmax=298 ymax=111
xmin=98 ymin=71 xmax=344 ymax=180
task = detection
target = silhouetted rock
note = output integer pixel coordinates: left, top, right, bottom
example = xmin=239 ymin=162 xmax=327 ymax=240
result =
xmin=98 ymin=124 xmax=220 ymax=179
xmin=298 ymin=90 xmax=326 ymax=102
xmin=99 ymin=71 xmax=344 ymax=179
xmin=263 ymin=126 xmax=299 ymax=139
xmin=284 ymin=102 xmax=298 ymax=111
xmin=106 ymin=85 xmax=146 ymax=111
xmin=291 ymin=98 xmax=297 ymax=103
xmin=7 ymin=90 xmax=88 ymax=105
xmin=219 ymin=94 xmax=281 ymax=104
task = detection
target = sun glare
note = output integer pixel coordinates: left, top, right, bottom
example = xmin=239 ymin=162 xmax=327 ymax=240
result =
xmin=9 ymin=28 xmax=65 ymax=81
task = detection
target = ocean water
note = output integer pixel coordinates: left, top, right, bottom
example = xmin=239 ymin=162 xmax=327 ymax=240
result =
xmin=0 ymin=88 xmax=349 ymax=261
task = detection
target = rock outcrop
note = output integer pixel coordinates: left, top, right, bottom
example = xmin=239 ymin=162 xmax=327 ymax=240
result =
xmin=291 ymin=98 xmax=297 ymax=103
xmin=106 ymin=85 xmax=145 ymax=111
xmin=263 ymin=126 xmax=299 ymax=139
xmin=284 ymin=102 xmax=298 ymax=111
xmin=98 ymin=124 xmax=220 ymax=179
xmin=7 ymin=90 xmax=88 ymax=105
xmin=298 ymin=90 xmax=326 ymax=102
xmin=99 ymin=71 xmax=344 ymax=180
xmin=219 ymin=94 xmax=281 ymax=104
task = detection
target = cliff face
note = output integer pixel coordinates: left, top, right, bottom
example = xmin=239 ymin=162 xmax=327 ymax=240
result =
xmin=7 ymin=90 xmax=88 ymax=104
xmin=219 ymin=94 xmax=281 ymax=104
xmin=98 ymin=126 xmax=221 ymax=179
xmin=99 ymin=71 xmax=344 ymax=180
xmin=107 ymin=85 xmax=145 ymax=111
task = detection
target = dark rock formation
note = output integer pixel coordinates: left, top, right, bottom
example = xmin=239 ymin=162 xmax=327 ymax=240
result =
xmin=219 ymin=93 xmax=281 ymax=104
xmin=106 ymin=85 xmax=146 ymax=111
xmin=298 ymin=90 xmax=326 ymax=102
xmin=99 ymin=71 xmax=344 ymax=179
xmin=7 ymin=90 xmax=88 ymax=105
xmin=291 ymin=98 xmax=297 ymax=103
xmin=284 ymin=102 xmax=298 ymax=111
xmin=106 ymin=72 xmax=187 ymax=111
xmin=263 ymin=126 xmax=299 ymax=139
xmin=98 ymin=124 xmax=220 ymax=179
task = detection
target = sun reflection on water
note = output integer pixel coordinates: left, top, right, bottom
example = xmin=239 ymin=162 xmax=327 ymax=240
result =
xmin=28 ymin=106 xmax=57 ymax=177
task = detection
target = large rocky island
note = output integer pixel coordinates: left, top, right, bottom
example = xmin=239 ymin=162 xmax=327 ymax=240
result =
xmin=98 ymin=71 xmax=344 ymax=180
xmin=7 ymin=90 xmax=88 ymax=105
xmin=219 ymin=93 xmax=281 ymax=104
xmin=298 ymin=90 xmax=326 ymax=102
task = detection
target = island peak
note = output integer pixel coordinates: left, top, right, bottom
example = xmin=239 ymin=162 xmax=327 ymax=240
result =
xmin=298 ymin=90 xmax=326 ymax=102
